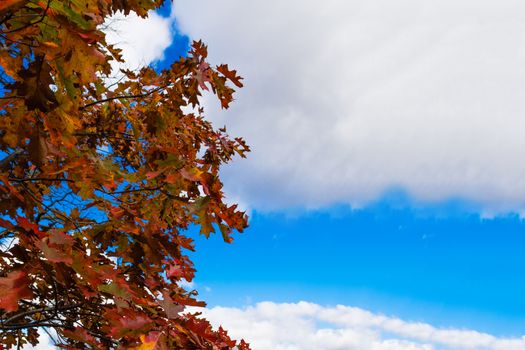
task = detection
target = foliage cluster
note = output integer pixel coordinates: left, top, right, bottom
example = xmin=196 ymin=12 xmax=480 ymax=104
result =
xmin=0 ymin=0 xmax=250 ymax=348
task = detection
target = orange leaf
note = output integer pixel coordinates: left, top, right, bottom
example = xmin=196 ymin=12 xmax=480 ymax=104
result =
xmin=217 ymin=64 xmax=244 ymax=88
xmin=0 ymin=56 xmax=17 ymax=77
xmin=133 ymin=333 xmax=160 ymax=350
xmin=0 ymin=0 xmax=26 ymax=12
xmin=42 ymin=41 xmax=59 ymax=49
xmin=17 ymin=216 xmax=45 ymax=239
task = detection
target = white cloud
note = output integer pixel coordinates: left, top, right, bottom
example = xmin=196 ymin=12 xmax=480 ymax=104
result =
xmin=172 ymin=0 xmax=525 ymax=212
xmin=198 ymin=301 xmax=525 ymax=350
xmin=21 ymin=302 xmax=525 ymax=349
xmin=104 ymin=10 xmax=174 ymax=71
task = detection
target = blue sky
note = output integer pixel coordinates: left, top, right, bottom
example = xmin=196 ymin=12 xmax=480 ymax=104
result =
xmin=191 ymin=202 xmax=525 ymax=335
xmin=93 ymin=1 xmax=525 ymax=349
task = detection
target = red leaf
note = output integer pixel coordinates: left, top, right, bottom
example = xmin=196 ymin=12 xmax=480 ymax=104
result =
xmin=109 ymin=206 xmax=125 ymax=219
xmin=109 ymin=313 xmax=151 ymax=337
xmin=196 ymin=62 xmax=211 ymax=91
xmin=166 ymin=262 xmax=184 ymax=279
xmin=48 ymin=230 xmax=74 ymax=246
xmin=146 ymin=170 xmax=163 ymax=179
xmin=62 ymin=327 xmax=100 ymax=347
xmin=76 ymin=31 xmax=103 ymax=44
xmin=0 ymin=218 xmax=14 ymax=230
xmin=16 ymin=217 xmax=45 ymax=238
xmin=103 ymin=179 xmax=118 ymax=191
xmin=40 ymin=238 xmax=73 ymax=264
xmin=0 ymin=271 xmax=33 ymax=312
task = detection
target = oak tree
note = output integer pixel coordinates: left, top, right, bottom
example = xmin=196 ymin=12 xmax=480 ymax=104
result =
xmin=0 ymin=0 xmax=250 ymax=349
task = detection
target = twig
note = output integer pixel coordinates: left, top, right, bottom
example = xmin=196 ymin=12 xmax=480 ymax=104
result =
xmin=79 ymin=85 xmax=168 ymax=110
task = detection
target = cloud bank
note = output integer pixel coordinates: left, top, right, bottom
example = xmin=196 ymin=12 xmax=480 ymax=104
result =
xmin=170 ymin=0 xmax=525 ymax=212
xmin=23 ymin=302 xmax=525 ymax=349
xmin=200 ymin=301 xmax=525 ymax=350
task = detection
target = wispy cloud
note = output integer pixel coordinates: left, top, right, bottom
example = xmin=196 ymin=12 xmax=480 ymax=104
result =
xmin=199 ymin=301 xmax=525 ymax=350
xmin=172 ymin=0 xmax=525 ymax=213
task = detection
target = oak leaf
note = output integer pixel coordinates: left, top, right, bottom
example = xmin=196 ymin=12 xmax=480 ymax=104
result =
xmin=0 ymin=271 xmax=33 ymax=312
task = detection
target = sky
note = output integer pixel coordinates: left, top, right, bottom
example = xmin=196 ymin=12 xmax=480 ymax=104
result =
xmin=29 ymin=1 xmax=525 ymax=349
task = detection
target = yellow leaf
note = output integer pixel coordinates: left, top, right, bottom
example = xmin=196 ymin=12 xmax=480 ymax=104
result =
xmin=133 ymin=335 xmax=158 ymax=350
xmin=42 ymin=41 xmax=59 ymax=49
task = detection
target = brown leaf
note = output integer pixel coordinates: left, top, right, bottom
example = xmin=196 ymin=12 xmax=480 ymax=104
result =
xmin=28 ymin=130 xmax=48 ymax=167
xmin=11 ymin=56 xmax=58 ymax=112
xmin=159 ymin=293 xmax=184 ymax=319
xmin=217 ymin=64 xmax=244 ymax=88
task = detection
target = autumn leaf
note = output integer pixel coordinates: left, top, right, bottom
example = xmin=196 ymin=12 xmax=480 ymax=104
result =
xmin=62 ymin=327 xmax=100 ymax=347
xmin=217 ymin=64 xmax=244 ymax=88
xmin=48 ymin=230 xmax=74 ymax=246
xmin=180 ymin=167 xmax=204 ymax=182
xmin=11 ymin=56 xmax=58 ymax=112
xmin=42 ymin=41 xmax=59 ymax=49
xmin=109 ymin=313 xmax=152 ymax=338
xmin=0 ymin=218 xmax=15 ymax=230
xmin=39 ymin=238 xmax=73 ymax=264
xmin=196 ymin=62 xmax=211 ymax=91
xmin=0 ymin=56 xmax=17 ymax=78
xmin=159 ymin=293 xmax=184 ymax=319
xmin=0 ymin=271 xmax=33 ymax=312
xmin=133 ymin=333 xmax=161 ymax=350
xmin=16 ymin=217 xmax=45 ymax=239
xmin=98 ymin=281 xmax=134 ymax=301
xmin=0 ymin=0 xmax=26 ymax=12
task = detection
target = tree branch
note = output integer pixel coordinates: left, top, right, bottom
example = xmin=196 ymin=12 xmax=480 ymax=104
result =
xmin=79 ymin=85 xmax=168 ymax=110
xmin=8 ymin=177 xmax=73 ymax=183
xmin=0 ymin=149 xmax=24 ymax=171
xmin=2 ymin=303 xmax=85 ymax=325
xmin=0 ymin=0 xmax=51 ymax=35
xmin=0 ymin=322 xmax=63 ymax=330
